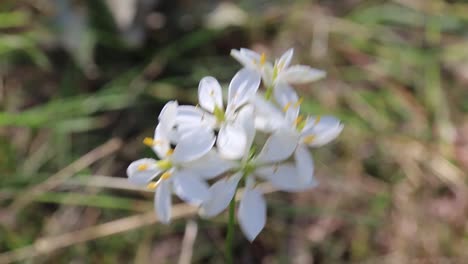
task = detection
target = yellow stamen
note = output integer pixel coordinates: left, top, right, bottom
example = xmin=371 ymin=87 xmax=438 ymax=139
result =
xmin=137 ymin=164 xmax=149 ymax=171
xmin=282 ymin=102 xmax=292 ymax=112
xmin=143 ymin=137 xmax=162 ymax=147
xmin=259 ymin=53 xmax=266 ymax=65
xmin=294 ymin=115 xmax=304 ymax=127
xmin=294 ymin=97 xmax=304 ymax=108
xmin=165 ymin=149 xmax=174 ymax=156
xmin=303 ymin=135 xmax=316 ymax=144
xmin=143 ymin=137 xmax=154 ymax=147
xmin=161 ymin=171 xmax=172 ymax=180
xmin=147 ymin=182 xmax=159 ymax=189
xmin=314 ymin=116 xmax=321 ymax=126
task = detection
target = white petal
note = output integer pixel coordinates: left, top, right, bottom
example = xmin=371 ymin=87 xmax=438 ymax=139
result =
xmin=301 ymin=116 xmax=344 ymax=147
xmin=240 ymin=48 xmax=262 ymax=61
xmin=281 ymin=65 xmax=326 ymax=84
xmin=231 ymin=49 xmax=257 ymax=69
xmin=256 ymin=163 xmax=315 ymax=191
xmin=238 ymin=187 xmax=266 ymax=242
xmin=253 ymin=95 xmax=285 ymax=132
xmin=126 ymin=158 xmax=161 ymax=186
xmin=217 ymin=123 xmax=247 ymax=160
xmin=227 ymin=68 xmax=261 ymax=113
xmin=294 ymin=145 xmax=315 ymax=185
xmin=158 ymin=101 xmax=178 ymax=134
xmin=183 ymin=150 xmax=236 ymax=179
xmin=172 ymin=170 xmax=210 ymax=205
xmin=198 ymin=76 xmax=224 ymax=113
xmin=155 ymin=180 xmax=172 ymax=224
xmin=235 ymin=105 xmax=256 ymax=153
xmin=172 ymin=127 xmax=215 ymax=163
xmin=261 ymin=63 xmax=274 ymax=88
xmin=176 ymin=105 xmax=217 ymax=129
xmin=277 ymin=48 xmax=294 ymax=69
xmin=273 ymin=83 xmax=300 ymax=124
xmin=255 ymin=129 xmax=298 ymax=165
xmin=199 ymin=172 xmax=242 ymax=217
xmin=153 ymin=124 xmax=171 ymax=159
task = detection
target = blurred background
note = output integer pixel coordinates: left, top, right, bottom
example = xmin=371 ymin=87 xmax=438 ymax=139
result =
xmin=1 ymin=0 xmax=468 ymax=263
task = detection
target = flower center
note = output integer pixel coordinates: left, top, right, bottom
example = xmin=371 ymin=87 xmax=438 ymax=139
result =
xmin=156 ymin=159 xmax=172 ymax=170
xmin=213 ymin=105 xmax=225 ymax=123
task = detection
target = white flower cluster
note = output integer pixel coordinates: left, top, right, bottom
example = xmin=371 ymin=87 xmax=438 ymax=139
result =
xmin=127 ymin=48 xmax=343 ymax=241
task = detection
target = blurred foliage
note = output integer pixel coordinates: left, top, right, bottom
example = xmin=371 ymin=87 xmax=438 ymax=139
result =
xmin=1 ymin=0 xmax=468 ymax=263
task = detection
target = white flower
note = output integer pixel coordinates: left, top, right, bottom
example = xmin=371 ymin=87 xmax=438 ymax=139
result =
xmin=273 ymin=85 xmax=344 ymax=184
xmin=126 ymin=47 xmax=343 ymax=243
xmin=230 ymin=48 xmax=268 ymax=71
xmin=127 ymin=101 xmax=229 ymax=223
xmin=264 ymin=48 xmax=326 ymax=87
xmin=231 ymin=48 xmax=326 ymax=93
xmin=252 ymin=94 xmax=285 ymax=132
xmin=200 ymin=105 xmax=309 ymax=241
xmin=176 ymin=68 xmax=261 ymax=160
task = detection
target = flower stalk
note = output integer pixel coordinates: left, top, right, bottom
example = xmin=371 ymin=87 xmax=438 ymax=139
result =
xmin=225 ymin=190 xmax=237 ymax=264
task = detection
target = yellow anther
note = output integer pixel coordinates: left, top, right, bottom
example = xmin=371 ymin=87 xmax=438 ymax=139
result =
xmin=143 ymin=137 xmax=154 ymax=147
xmin=293 ymin=97 xmax=304 ymax=108
xmin=143 ymin=137 xmax=162 ymax=147
xmin=161 ymin=171 xmax=172 ymax=180
xmin=282 ymin=102 xmax=292 ymax=112
xmin=303 ymin=135 xmax=316 ymax=144
xmin=147 ymin=182 xmax=159 ymax=190
xmin=294 ymin=115 xmax=304 ymax=126
xmin=137 ymin=164 xmax=149 ymax=171
xmin=165 ymin=149 xmax=174 ymax=156
xmin=259 ymin=53 xmax=266 ymax=65
xmin=313 ymin=116 xmax=321 ymax=126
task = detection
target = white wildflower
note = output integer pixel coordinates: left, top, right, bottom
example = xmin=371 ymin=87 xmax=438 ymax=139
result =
xmin=200 ymin=105 xmax=308 ymax=241
xmin=127 ymin=101 xmax=230 ymax=223
xmin=176 ymin=68 xmax=261 ymax=159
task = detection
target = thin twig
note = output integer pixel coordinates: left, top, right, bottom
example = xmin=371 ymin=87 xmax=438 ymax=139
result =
xmin=7 ymin=138 xmax=122 ymax=217
xmin=0 ymin=183 xmax=276 ymax=264
xmin=178 ymin=220 xmax=198 ymax=264
xmin=63 ymin=175 xmax=152 ymax=192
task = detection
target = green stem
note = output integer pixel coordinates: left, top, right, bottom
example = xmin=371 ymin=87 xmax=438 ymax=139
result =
xmin=264 ymin=85 xmax=273 ymax=100
xmin=225 ymin=194 xmax=236 ymax=264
